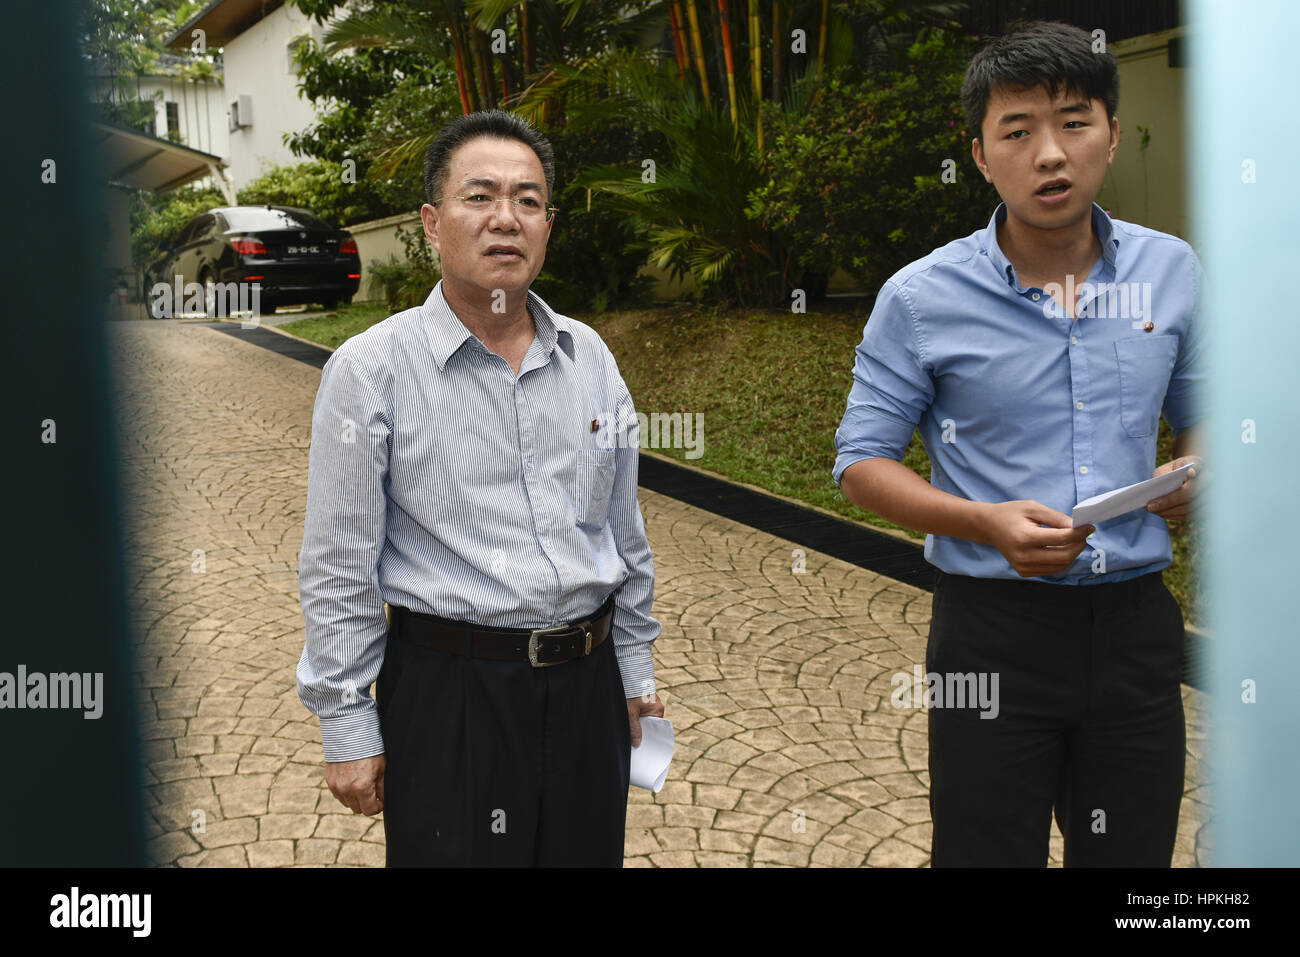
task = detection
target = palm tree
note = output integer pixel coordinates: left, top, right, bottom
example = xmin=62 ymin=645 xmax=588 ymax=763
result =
xmin=517 ymin=49 xmax=792 ymax=304
xmin=321 ymin=1 xmax=477 ymax=116
xmin=316 ymin=0 xmax=972 ymax=302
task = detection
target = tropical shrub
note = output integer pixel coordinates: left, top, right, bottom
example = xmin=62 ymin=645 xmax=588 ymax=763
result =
xmin=530 ymin=118 xmax=661 ymax=314
xmin=237 ymin=160 xmax=376 ymax=229
xmin=128 ymin=183 xmax=226 ymax=278
xmin=749 ymin=33 xmax=993 ymax=294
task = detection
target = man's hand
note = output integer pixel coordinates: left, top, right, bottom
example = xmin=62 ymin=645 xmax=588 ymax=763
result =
xmin=979 ymin=500 xmax=1095 ymax=578
xmin=627 ymin=693 xmax=665 ymax=748
xmin=325 ymin=754 xmax=386 ymax=815
xmin=1146 ymin=456 xmax=1202 ymax=522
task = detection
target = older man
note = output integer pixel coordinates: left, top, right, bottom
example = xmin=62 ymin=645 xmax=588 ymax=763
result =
xmin=297 ymin=110 xmax=664 ymax=867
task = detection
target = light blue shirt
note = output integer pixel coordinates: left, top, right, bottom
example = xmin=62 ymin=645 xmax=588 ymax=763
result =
xmin=298 ymin=281 xmax=659 ymax=762
xmin=833 ymin=203 xmax=1205 ymax=584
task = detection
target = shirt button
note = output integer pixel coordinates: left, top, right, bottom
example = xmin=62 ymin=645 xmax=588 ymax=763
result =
xmin=1070 ymin=336 xmax=1078 ymax=345
xmin=1080 ymin=466 xmax=1088 ymax=474
xmin=1076 ymin=401 xmax=1084 ymax=410
xmin=1031 ymin=292 xmax=1041 ymax=301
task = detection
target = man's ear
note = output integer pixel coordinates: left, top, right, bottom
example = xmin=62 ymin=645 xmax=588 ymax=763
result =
xmin=1107 ymin=114 xmax=1121 ymax=164
xmin=420 ymin=203 xmax=441 ymax=255
xmin=972 ymin=137 xmax=993 ymax=184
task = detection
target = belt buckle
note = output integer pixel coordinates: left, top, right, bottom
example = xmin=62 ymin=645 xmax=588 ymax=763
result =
xmin=528 ymin=625 xmax=577 ymax=668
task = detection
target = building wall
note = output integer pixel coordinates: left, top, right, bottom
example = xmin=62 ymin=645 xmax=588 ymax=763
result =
xmin=223 ymin=3 xmax=325 ymax=191
xmin=1098 ymin=28 xmax=1188 ymax=239
xmin=150 ymin=74 xmax=228 ymax=157
xmin=89 ymin=74 xmax=228 ymax=156
xmin=344 ymin=211 xmax=423 ymax=302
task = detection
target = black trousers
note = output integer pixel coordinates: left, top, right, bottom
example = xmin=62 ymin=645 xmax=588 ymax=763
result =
xmin=926 ymin=569 xmax=1186 ymax=867
xmin=377 ymin=614 xmax=631 ymax=867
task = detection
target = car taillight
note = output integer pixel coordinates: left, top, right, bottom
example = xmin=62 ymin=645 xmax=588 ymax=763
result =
xmin=231 ymin=239 xmax=268 ymax=255
xmin=339 ymin=239 xmax=358 ymax=254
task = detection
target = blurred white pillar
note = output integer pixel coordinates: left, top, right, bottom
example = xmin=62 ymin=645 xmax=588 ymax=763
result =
xmin=1193 ymin=0 xmax=1300 ymax=866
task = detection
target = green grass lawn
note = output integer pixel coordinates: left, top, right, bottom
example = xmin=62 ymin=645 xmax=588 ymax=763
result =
xmin=284 ymin=299 xmax=1201 ymax=624
xmin=279 ymin=301 xmax=392 ymax=350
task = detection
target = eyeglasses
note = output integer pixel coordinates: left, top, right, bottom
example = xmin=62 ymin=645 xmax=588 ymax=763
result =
xmin=435 ymin=193 xmax=558 ymax=222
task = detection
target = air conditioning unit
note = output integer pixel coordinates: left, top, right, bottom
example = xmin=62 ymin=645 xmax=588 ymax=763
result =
xmin=228 ymin=94 xmax=252 ymax=131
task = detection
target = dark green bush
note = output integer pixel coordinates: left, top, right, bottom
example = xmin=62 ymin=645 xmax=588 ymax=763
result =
xmin=749 ymin=33 xmax=994 ymax=294
xmin=129 ymin=183 xmax=227 ymax=283
xmin=236 ymin=160 xmax=375 ymax=230
xmin=530 ymin=120 xmax=661 ymax=315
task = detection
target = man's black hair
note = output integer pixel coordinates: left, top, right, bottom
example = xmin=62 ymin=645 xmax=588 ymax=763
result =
xmin=961 ymin=20 xmax=1120 ymax=141
xmin=423 ymin=109 xmax=555 ymax=207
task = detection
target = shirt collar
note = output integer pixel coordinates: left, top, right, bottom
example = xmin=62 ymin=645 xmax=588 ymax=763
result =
xmin=982 ymin=201 xmax=1120 ymax=290
xmin=421 ymin=280 xmax=574 ymax=371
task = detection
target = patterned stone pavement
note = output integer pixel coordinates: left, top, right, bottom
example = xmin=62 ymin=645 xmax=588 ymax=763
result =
xmin=112 ymin=319 xmax=1212 ymax=867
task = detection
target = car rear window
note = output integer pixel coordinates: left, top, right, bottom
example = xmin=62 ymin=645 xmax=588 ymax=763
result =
xmin=221 ymin=207 xmax=335 ymax=231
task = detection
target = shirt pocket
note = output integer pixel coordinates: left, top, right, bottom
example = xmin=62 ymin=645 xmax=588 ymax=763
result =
xmin=574 ymin=449 xmax=617 ymax=530
xmin=1114 ymin=335 xmax=1179 ymax=438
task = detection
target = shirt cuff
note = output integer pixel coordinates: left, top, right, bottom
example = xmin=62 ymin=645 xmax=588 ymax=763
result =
xmin=318 ymin=708 xmax=385 ymax=763
xmin=613 ymin=640 xmax=656 ymax=700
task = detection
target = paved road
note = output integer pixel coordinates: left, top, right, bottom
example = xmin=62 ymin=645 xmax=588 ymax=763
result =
xmin=113 ymin=319 xmax=1212 ymax=867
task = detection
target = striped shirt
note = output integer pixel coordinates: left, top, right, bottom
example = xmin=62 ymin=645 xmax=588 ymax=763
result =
xmin=297 ymin=281 xmax=660 ymax=762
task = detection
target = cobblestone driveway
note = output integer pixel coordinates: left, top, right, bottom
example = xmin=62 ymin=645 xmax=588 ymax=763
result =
xmin=114 ymin=320 xmax=1211 ymax=867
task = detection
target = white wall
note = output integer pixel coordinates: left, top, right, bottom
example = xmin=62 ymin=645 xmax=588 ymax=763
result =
xmin=345 ymin=211 xmax=422 ymax=301
xmin=223 ymin=3 xmax=326 ymax=191
xmin=1099 ymin=28 xmax=1188 ymax=239
xmin=89 ymin=73 xmax=228 ymax=157
xmin=150 ymin=74 xmax=228 ymax=157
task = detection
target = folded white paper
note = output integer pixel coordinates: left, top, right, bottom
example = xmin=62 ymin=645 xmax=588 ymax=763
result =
xmin=629 ymin=716 xmax=674 ymax=792
xmin=1072 ymin=463 xmax=1195 ymax=527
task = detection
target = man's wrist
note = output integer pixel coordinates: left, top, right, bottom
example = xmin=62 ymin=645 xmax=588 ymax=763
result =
xmin=319 ymin=709 xmax=385 ymax=763
xmin=960 ymin=499 xmax=995 ymax=546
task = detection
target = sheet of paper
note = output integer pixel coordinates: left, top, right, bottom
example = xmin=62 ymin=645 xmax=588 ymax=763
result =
xmin=629 ymin=716 xmax=674 ymax=792
xmin=1072 ymin=463 xmax=1195 ymax=527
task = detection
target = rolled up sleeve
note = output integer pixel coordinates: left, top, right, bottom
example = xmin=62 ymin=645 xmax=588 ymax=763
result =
xmin=833 ymin=280 xmax=935 ymax=485
xmin=296 ymin=350 xmax=392 ymax=762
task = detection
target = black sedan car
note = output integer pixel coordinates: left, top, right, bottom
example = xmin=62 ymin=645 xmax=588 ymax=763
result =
xmin=146 ymin=205 xmax=361 ymax=317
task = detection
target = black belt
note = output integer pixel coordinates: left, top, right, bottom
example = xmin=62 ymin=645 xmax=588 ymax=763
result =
xmin=389 ymin=595 xmax=615 ymax=668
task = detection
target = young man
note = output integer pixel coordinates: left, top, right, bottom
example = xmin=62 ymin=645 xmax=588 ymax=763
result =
xmin=833 ymin=21 xmax=1204 ymax=866
xmin=297 ymin=110 xmax=664 ymax=866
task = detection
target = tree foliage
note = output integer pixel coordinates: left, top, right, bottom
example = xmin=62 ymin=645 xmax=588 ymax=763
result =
xmin=236 ymin=161 xmax=376 ymax=227
xmin=279 ymin=0 xmax=985 ymax=306
xmin=749 ymin=32 xmax=992 ymax=294
xmin=80 ymin=0 xmax=213 ymax=131
xmin=128 ymin=183 xmax=226 ymax=281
